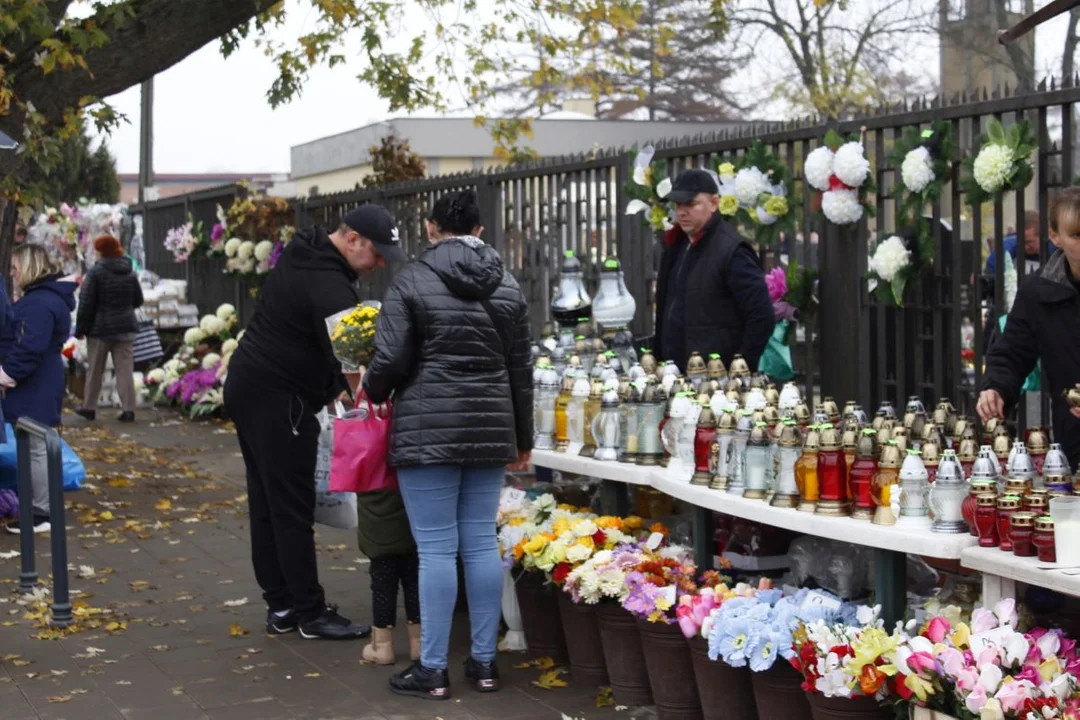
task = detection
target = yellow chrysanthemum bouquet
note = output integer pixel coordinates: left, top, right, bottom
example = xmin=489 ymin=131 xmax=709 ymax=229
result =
xmin=325 ymin=301 xmax=381 ymax=372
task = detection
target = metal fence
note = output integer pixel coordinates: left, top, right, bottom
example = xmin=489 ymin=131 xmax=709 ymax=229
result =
xmin=135 ymin=79 xmax=1080 ymax=417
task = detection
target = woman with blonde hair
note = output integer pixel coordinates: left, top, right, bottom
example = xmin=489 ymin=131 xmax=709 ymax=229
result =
xmin=73 ymin=235 xmax=143 ymax=422
xmin=0 ymin=244 xmax=77 ymax=534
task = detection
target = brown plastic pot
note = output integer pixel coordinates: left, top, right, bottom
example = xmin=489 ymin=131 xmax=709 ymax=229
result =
xmin=687 ymin=636 xmax=758 ymax=720
xmin=514 ymin=571 xmax=567 ymax=661
xmin=595 ymin=601 xmax=653 ymax=706
xmin=806 ymin=692 xmax=893 ymax=720
xmin=637 ymin=618 xmax=703 ymax=720
xmin=557 ymin=591 xmax=609 ymax=686
xmin=750 ymin=663 xmax=813 ymax=720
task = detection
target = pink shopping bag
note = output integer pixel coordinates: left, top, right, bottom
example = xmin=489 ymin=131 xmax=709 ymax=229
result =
xmin=328 ymin=393 xmax=398 ymax=493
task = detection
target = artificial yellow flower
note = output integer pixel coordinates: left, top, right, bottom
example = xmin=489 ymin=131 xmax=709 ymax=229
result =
xmin=522 ymin=536 xmax=548 ymax=557
xmin=845 ymin=628 xmax=898 ymax=675
xmin=764 ymin=195 xmax=789 ymax=217
xmin=508 ymin=517 xmax=525 ymax=527
xmin=557 ymin=503 xmax=577 ymax=512
xmin=575 ymin=535 xmax=595 ymax=550
xmin=623 ymin=516 xmax=644 ymax=530
xmin=951 ymin=622 xmax=970 ymax=649
xmin=904 ymin=673 xmax=936 ymax=703
xmin=718 ymin=162 xmax=736 ymax=177
xmin=1039 ymin=656 xmax=1062 ymax=682
xmin=595 ymin=516 xmax=624 ymax=530
xmin=512 ymin=540 xmax=526 ymax=561
xmin=552 ymin=518 xmax=571 ymax=536
xmin=719 ymin=195 xmax=740 ymax=216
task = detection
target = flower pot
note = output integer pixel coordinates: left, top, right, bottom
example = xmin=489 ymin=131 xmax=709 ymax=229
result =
xmin=595 ymin=601 xmax=653 ymax=706
xmin=750 ymin=663 xmax=812 ymax=720
xmin=687 ymin=636 xmax=758 ymax=720
xmin=557 ymin=590 xmax=609 ymax=686
xmin=637 ymin=618 xmax=703 ymax=720
xmin=514 ymin=571 xmax=567 ymax=661
xmin=806 ymin=693 xmax=892 ymax=720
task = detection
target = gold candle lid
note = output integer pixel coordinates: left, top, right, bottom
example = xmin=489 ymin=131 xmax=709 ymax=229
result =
xmin=1004 ymin=478 xmax=1031 ymax=495
xmin=1035 ymin=515 xmax=1055 ymax=531
xmin=1023 ymin=495 xmax=1048 ymax=511
xmin=1028 ymin=488 xmax=1050 ymax=500
xmin=706 ymin=353 xmax=726 ymax=378
xmin=970 ymin=479 xmax=997 ymax=494
xmin=1010 ymin=511 xmax=1036 ymax=528
xmin=777 ymin=421 xmax=803 ymax=448
xmin=977 ymin=493 xmax=999 ymax=507
xmin=716 ymin=410 xmax=737 ymax=435
xmin=997 ymin=495 xmax=1022 ymax=510
xmin=879 ymin=440 xmax=903 ymax=468
xmin=819 ymin=423 xmax=842 ymax=451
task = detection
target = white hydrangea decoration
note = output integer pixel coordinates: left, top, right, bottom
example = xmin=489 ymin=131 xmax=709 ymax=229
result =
xmin=901 ymin=147 xmax=935 ymax=193
xmin=804 ymin=147 xmax=835 ymax=192
xmin=183 ymin=327 xmax=206 ymax=347
xmin=199 ymin=314 xmax=226 ymax=336
xmin=201 ymin=353 xmax=222 ymax=371
xmin=216 ymin=303 xmax=236 ymax=322
xmin=755 ymin=207 xmax=778 ymax=225
xmin=237 ymin=241 xmax=256 ymax=261
xmin=224 ymin=238 xmax=242 ymax=258
xmin=254 ymin=240 xmax=275 ymax=262
xmin=869 ymin=236 xmax=911 ymax=282
xmin=146 ymin=368 xmax=166 ymax=384
xmin=1004 ymin=251 xmax=1018 ymax=313
xmin=973 ymin=144 xmax=1015 ymax=194
xmin=733 ymin=167 xmax=769 ymax=207
xmin=221 ymin=338 xmax=239 ymax=355
xmin=821 ymin=189 xmax=864 ymax=225
xmin=832 ymin=142 xmax=870 ymax=188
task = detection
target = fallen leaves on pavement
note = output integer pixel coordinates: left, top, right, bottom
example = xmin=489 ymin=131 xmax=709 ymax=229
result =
xmin=229 ymin=623 xmax=249 ymax=638
xmin=532 ymin=668 xmax=569 ymax=690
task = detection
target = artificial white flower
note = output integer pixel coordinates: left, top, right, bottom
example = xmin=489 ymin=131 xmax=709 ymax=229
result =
xmin=572 ymin=519 xmax=598 ymax=538
xmin=183 ymin=327 xmax=206 ymax=347
xmin=199 ymin=314 xmax=226 ymax=336
xmin=237 ymin=240 xmax=255 ymax=261
xmin=240 ymin=258 xmax=256 ymax=274
xmin=632 ymin=144 xmax=656 ymax=185
xmin=755 ymin=206 xmax=777 ymax=225
xmin=901 ymin=146 xmax=935 ymax=193
xmin=224 ymin=238 xmax=242 ymax=258
xmin=625 ymin=199 xmax=650 ymax=215
xmin=163 ymin=359 xmax=182 ymax=376
xmin=565 ymin=544 xmax=592 ymax=564
xmin=237 ymin=329 xmax=245 ymax=341
xmin=820 ymin=189 xmax=863 ymax=225
xmin=869 ymin=236 xmax=911 ymax=282
xmin=221 ymin=339 xmax=239 ymax=356
xmin=656 ymin=177 xmax=672 ymax=199
xmin=254 ymin=240 xmax=274 ymax=262
xmin=804 ymin=146 xmax=835 ymax=192
xmin=201 ymin=353 xmax=222 ymax=371
xmin=832 ymin=142 xmax=870 ymax=188
xmin=733 ymin=167 xmax=769 ymax=207
xmin=146 ymin=368 xmax=166 ymax=384
xmin=973 ymin=144 xmax=1015 ymax=194
xmin=216 ymin=303 xmax=236 ymax=322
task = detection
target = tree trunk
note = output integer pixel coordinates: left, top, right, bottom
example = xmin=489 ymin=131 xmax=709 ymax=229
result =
xmin=0 ymin=196 xmax=17 ymax=298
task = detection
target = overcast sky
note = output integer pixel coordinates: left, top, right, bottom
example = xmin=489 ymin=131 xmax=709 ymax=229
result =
xmin=97 ymin=1 xmax=1074 ymax=176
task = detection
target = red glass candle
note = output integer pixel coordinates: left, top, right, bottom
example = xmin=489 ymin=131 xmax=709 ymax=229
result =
xmin=976 ymin=494 xmax=999 ymax=547
xmin=1034 ymin=517 xmax=1056 ymax=563
xmin=1009 ymin=512 xmax=1036 ymax=557
xmin=997 ymin=496 xmax=1021 ymax=552
xmin=694 ymin=424 xmax=718 ymax=477
xmin=964 ymin=480 xmax=996 ymax=537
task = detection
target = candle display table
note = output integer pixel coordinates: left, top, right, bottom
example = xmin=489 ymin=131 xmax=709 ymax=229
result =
xmin=961 ymin=546 xmax=1080 ymax=606
xmin=532 ymin=449 xmax=978 ymax=627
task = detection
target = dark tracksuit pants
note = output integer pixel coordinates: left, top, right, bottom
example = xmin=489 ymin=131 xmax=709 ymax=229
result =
xmin=223 ymin=374 xmax=325 ymax=622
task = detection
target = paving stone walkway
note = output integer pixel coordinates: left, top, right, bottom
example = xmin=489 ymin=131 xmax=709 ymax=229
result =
xmin=0 ymin=409 xmax=627 ymax=720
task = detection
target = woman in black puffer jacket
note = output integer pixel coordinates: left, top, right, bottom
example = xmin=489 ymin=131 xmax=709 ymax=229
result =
xmin=362 ymin=190 xmax=533 ymax=701
xmin=74 ymin=235 xmax=143 ymax=423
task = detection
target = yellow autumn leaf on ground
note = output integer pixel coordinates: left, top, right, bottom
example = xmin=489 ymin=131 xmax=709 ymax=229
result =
xmin=229 ymin=623 xmax=249 ymax=638
xmin=107 ymin=478 xmax=134 ymax=488
xmin=532 ymin=668 xmax=568 ymax=690
xmin=513 ymin=656 xmax=557 ymax=670
xmin=304 ymin=672 xmax=321 ymax=677
xmin=155 ymin=499 xmax=172 ymax=511
xmin=596 ymin=686 xmax=614 ymax=707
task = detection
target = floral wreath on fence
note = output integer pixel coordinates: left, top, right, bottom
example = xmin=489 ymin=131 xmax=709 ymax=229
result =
xmin=624 ymin=144 xmax=674 ymax=232
xmin=804 ymin=129 xmax=876 ymax=227
xmin=715 ymin=140 xmax=796 ymax=247
xmin=164 ymin=214 xmax=207 ymax=263
xmin=868 ymin=121 xmax=955 ymax=307
xmin=220 ymin=195 xmax=295 ymax=282
xmin=961 ymin=118 xmax=1036 ymax=205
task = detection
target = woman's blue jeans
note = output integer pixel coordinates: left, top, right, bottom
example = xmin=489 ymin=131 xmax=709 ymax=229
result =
xmin=396 ymin=464 xmax=505 ymax=670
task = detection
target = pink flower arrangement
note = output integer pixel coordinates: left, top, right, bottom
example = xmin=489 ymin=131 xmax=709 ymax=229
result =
xmin=766 ymin=266 xmax=797 ymax=322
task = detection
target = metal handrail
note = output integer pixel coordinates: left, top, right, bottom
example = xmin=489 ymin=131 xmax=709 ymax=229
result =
xmin=14 ymin=418 xmax=71 ymax=628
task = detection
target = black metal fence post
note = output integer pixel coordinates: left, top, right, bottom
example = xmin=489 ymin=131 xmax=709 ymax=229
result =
xmin=14 ymin=418 xmax=72 ymax=627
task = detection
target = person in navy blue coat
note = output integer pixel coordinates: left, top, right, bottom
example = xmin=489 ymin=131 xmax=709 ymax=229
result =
xmin=0 ymin=244 xmax=77 ymax=534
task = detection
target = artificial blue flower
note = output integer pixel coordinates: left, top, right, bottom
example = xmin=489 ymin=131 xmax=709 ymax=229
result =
xmin=756 ymin=588 xmax=783 ymax=605
xmin=747 ymin=630 xmax=780 ymax=672
xmin=714 ymin=617 xmax=752 ymax=668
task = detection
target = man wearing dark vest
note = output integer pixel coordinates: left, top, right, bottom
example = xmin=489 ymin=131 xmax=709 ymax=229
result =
xmin=654 ymin=168 xmax=774 ymax=373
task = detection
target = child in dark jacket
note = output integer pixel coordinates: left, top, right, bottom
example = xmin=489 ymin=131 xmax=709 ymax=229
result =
xmin=980 ymin=187 xmax=1080 ymax=470
xmin=357 ymin=489 xmax=420 ymax=664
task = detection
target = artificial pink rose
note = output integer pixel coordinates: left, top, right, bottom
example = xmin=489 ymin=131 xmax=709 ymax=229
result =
xmin=1065 ymin=656 xmax=1080 ymax=676
xmin=938 ymin=648 xmax=966 ymax=679
xmin=994 ymin=598 xmax=1018 ymax=628
xmin=1058 ymin=634 xmax=1076 ymax=657
xmin=773 ymin=299 xmax=798 ymax=322
xmin=954 ymin=667 xmax=980 ymax=692
xmin=993 ymin=679 xmax=1032 ymax=713
xmin=977 ymin=646 xmax=1000 ymax=669
xmin=1035 ymin=629 xmax=1061 ymax=659
xmin=1014 ymin=664 xmax=1041 ymax=685
xmin=765 ymin=267 xmax=787 ymax=304
xmin=927 ymin=616 xmax=951 ymax=644
xmin=971 ymin=608 xmax=998 ymax=634
xmin=965 ymin=684 xmax=989 ymax=713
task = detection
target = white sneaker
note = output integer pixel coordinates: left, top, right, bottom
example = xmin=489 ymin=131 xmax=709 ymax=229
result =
xmin=5 ymin=517 xmax=51 ymax=535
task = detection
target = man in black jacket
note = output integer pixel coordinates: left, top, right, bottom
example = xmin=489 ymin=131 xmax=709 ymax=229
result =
xmin=979 ymin=189 xmax=1080 ymax=470
xmin=224 ymin=204 xmax=402 ymax=640
xmin=654 ymin=169 xmax=775 ymax=373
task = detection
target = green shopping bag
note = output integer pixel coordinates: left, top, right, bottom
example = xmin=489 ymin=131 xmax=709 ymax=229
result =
xmin=759 ymin=320 xmax=795 ymax=382
xmin=998 ymin=315 xmax=1041 ymax=393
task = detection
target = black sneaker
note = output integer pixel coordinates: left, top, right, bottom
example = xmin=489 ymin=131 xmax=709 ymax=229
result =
xmin=5 ymin=516 xmax=51 ymax=535
xmin=266 ymin=609 xmax=298 ymax=635
xmin=298 ymin=605 xmax=370 ymax=640
xmin=118 ymin=412 xmax=135 ymax=423
xmin=464 ymin=657 xmax=500 ymax=693
xmin=389 ymin=662 xmax=451 ymax=700
xmin=74 ymin=408 xmax=95 ymax=421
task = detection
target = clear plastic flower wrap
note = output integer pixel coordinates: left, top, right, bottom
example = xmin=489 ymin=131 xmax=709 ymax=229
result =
xmin=324 ymin=300 xmax=381 ymax=372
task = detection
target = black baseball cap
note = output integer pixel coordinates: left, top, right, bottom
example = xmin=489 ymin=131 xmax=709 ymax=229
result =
xmin=668 ymin=169 xmax=721 ymax=203
xmin=342 ymin=204 xmax=405 ymax=263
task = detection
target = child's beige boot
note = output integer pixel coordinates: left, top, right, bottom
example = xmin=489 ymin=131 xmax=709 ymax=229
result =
xmin=407 ymin=622 xmax=421 ymax=661
xmin=362 ymin=627 xmax=396 ymax=665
